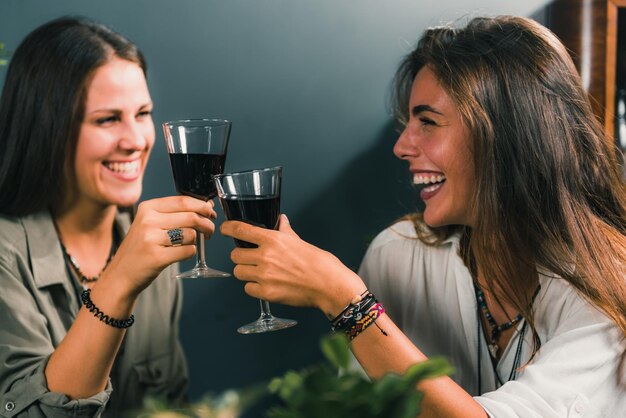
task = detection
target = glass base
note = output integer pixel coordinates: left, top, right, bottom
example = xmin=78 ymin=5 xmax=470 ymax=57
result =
xmin=176 ymin=266 xmax=230 ymax=279
xmin=237 ymin=315 xmax=298 ymax=334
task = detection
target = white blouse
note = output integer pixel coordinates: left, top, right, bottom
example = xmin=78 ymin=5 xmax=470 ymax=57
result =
xmin=358 ymin=220 xmax=625 ymax=418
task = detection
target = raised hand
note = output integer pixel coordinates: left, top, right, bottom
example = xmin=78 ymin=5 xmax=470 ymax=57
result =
xmin=104 ymin=195 xmax=217 ymax=296
xmin=221 ymin=214 xmax=365 ymax=318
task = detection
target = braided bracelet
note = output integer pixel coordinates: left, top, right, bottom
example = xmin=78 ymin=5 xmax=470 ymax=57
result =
xmin=80 ymin=289 xmax=135 ymax=329
xmin=330 ymin=290 xmax=387 ymax=341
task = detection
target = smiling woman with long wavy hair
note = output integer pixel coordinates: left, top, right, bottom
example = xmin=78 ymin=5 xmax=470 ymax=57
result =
xmin=222 ymin=15 xmax=626 ymax=418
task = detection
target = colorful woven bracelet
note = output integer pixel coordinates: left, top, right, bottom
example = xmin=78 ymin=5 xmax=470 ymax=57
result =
xmin=80 ymin=289 xmax=135 ymax=329
xmin=345 ymin=302 xmax=386 ymax=341
xmin=331 ymin=291 xmax=375 ymax=330
xmin=330 ymin=290 xmax=387 ymax=341
xmin=329 ymin=289 xmax=369 ymax=322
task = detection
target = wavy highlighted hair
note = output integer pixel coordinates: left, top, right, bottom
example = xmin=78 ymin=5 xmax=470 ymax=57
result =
xmin=393 ymin=16 xmax=626 ymax=363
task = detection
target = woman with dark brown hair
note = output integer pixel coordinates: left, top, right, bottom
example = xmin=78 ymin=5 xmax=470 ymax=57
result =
xmin=222 ymin=15 xmax=626 ymax=417
xmin=0 ymin=17 xmax=216 ymax=416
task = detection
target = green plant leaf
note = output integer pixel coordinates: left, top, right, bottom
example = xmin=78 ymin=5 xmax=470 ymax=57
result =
xmin=319 ymin=332 xmax=350 ymax=371
xmin=268 ymin=370 xmax=305 ymax=401
xmin=133 ymin=336 xmax=453 ymax=418
xmin=403 ymin=356 xmax=454 ymax=385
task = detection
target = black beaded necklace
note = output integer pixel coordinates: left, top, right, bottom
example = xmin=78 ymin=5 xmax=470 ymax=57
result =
xmin=474 ymin=283 xmax=541 ymax=392
xmin=474 ymin=285 xmax=523 ymax=359
xmin=60 ymin=241 xmax=115 ymax=285
xmin=58 ymin=232 xmax=117 ymax=286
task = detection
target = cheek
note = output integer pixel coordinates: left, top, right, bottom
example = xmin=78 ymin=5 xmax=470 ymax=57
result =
xmin=452 ymin=155 xmax=476 ymax=198
xmin=143 ymin=123 xmax=156 ymax=150
xmin=75 ymin=127 xmax=118 ymax=160
xmin=420 ymin=140 xmax=446 ymax=166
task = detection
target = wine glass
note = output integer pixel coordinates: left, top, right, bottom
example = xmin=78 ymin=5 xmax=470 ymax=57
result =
xmin=214 ymin=166 xmax=298 ymax=334
xmin=163 ymin=118 xmax=231 ymax=279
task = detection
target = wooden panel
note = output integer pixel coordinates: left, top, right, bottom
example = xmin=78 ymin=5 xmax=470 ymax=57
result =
xmin=606 ymin=0 xmax=626 ymax=137
xmin=548 ymin=0 xmax=608 ymax=126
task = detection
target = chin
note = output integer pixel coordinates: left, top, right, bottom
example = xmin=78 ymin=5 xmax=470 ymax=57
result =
xmin=106 ymin=188 xmax=143 ymax=208
xmin=422 ymin=210 xmax=440 ymax=227
xmin=422 ymin=210 xmax=451 ymax=229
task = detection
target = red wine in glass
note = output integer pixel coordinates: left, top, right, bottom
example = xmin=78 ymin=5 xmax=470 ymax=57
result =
xmin=163 ymin=118 xmax=231 ymax=279
xmin=220 ymin=195 xmax=280 ymax=248
xmin=214 ymin=166 xmax=297 ymax=334
xmin=169 ymin=153 xmax=225 ymax=200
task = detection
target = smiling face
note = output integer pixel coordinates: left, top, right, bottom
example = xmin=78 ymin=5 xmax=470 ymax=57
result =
xmin=393 ymin=66 xmax=476 ymax=227
xmin=71 ymin=56 xmax=154 ymax=210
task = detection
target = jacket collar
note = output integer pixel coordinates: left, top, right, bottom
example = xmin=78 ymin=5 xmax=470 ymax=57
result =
xmin=21 ymin=211 xmax=67 ymax=289
xmin=21 ymin=210 xmax=130 ymax=289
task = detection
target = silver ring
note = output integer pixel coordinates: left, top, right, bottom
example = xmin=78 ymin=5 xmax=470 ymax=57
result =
xmin=167 ymin=228 xmax=183 ymax=247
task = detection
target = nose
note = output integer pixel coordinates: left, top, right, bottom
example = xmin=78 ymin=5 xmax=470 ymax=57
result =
xmin=118 ymin=119 xmax=150 ymax=152
xmin=393 ymin=127 xmax=419 ymax=161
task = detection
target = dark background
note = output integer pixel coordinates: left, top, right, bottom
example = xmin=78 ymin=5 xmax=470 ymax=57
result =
xmin=0 ymin=0 xmax=549 ymax=404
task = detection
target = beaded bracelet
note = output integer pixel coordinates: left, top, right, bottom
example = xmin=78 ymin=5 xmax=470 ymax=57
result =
xmin=80 ymin=289 xmax=135 ymax=329
xmin=330 ymin=290 xmax=387 ymax=341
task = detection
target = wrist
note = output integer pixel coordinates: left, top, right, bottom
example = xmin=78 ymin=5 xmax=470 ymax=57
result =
xmin=330 ymin=291 xmax=387 ymax=341
xmin=317 ymin=270 xmax=367 ymax=320
xmin=90 ymin=271 xmax=139 ymax=315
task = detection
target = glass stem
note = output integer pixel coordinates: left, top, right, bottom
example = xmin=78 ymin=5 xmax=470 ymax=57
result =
xmin=259 ymin=299 xmax=273 ymax=321
xmin=196 ymin=231 xmax=207 ymax=268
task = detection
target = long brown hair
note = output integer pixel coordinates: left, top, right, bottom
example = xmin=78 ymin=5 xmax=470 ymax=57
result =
xmin=392 ymin=16 xmax=626 ymax=355
xmin=0 ymin=16 xmax=146 ymax=217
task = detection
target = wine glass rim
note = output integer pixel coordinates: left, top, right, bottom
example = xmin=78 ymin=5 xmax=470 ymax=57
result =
xmin=213 ymin=166 xmax=282 ymax=180
xmin=163 ymin=118 xmax=231 ymax=127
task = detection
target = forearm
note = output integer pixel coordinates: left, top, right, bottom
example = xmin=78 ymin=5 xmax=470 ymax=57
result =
xmin=350 ymin=315 xmax=487 ymax=418
xmin=222 ymin=218 xmax=488 ymax=417
xmin=45 ymin=275 xmax=136 ymax=399
xmin=319 ymin=269 xmax=487 ymax=418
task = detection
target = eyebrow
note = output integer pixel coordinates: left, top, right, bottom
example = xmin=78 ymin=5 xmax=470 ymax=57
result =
xmin=411 ymin=104 xmax=443 ymax=117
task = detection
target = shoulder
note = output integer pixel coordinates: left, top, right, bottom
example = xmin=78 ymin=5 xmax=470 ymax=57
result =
xmin=0 ymin=213 xmax=28 ymax=263
xmin=365 ymin=219 xmax=459 ymax=260
xmin=0 ymin=213 xmax=25 ymax=241
xmin=535 ymin=274 xmax=617 ymax=337
xmin=360 ymin=219 xmax=464 ymax=289
xmin=367 ymin=219 xmax=418 ymax=249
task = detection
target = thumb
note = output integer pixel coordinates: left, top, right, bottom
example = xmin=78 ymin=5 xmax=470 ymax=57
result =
xmin=278 ymin=214 xmax=298 ymax=236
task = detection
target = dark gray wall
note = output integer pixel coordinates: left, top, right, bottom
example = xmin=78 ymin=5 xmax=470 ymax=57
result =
xmin=0 ymin=0 xmax=550 ymax=402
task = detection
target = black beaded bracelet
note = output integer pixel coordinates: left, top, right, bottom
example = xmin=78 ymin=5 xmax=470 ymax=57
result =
xmin=80 ymin=289 xmax=135 ymax=329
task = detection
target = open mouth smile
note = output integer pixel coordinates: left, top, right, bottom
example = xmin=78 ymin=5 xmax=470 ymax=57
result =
xmin=103 ymin=160 xmax=141 ymax=175
xmin=413 ymin=173 xmax=446 ymax=198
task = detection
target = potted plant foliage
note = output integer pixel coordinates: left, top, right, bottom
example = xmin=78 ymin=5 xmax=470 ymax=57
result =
xmin=135 ymin=333 xmax=452 ymax=418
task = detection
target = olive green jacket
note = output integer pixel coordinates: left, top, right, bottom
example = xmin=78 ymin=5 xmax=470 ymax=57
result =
xmin=0 ymin=211 xmax=188 ymax=418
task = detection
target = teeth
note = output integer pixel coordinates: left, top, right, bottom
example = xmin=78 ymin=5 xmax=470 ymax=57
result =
xmin=104 ymin=160 xmax=140 ymax=174
xmin=413 ymin=174 xmax=446 ymax=185
xmin=423 ymin=183 xmax=442 ymax=192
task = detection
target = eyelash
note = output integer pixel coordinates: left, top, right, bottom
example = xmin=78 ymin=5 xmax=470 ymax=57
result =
xmin=419 ymin=117 xmax=436 ymax=126
xmin=95 ymin=116 xmax=120 ymax=125
xmin=95 ymin=110 xmax=152 ymax=125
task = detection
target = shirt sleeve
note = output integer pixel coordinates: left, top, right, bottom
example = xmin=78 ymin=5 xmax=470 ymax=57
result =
xmin=0 ymin=255 xmax=112 ymax=418
xmin=474 ymin=287 xmax=625 ymax=418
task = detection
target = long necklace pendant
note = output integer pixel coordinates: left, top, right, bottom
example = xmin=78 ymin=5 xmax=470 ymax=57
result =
xmin=488 ymin=343 xmax=499 ymax=358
